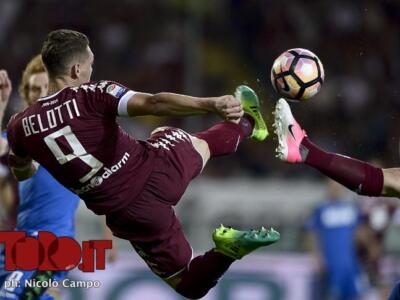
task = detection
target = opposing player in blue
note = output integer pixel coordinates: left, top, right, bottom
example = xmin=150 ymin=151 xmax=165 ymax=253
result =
xmin=306 ymin=179 xmax=366 ymax=300
xmin=0 ymin=56 xmax=80 ymax=300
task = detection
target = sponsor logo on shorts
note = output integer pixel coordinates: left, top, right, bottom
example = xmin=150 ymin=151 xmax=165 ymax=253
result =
xmin=72 ymin=152 xmax=130 ymax=194
xmin=106 ymin=84 xmax=126 ymax=98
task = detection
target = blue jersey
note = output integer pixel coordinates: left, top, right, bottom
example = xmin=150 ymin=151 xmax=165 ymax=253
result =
xmin=307 ymin=199 xmax=361 ymax=273
xmin=0 ymin=133 xmax=80 ymax=299
xmin=17 ymin=165 xmax=80 ymax=237
xmin=2 ymin=131 xmax=79 ymax=237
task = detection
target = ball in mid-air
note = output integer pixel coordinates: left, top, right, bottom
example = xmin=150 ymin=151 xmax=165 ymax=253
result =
xmin=271 ymin=48 xmax=324 ymax=101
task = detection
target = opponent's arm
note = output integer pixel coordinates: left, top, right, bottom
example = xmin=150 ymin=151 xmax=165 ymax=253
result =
xmin=9 ymin=151 xmax=37 ymax=181
xmin=126 ymin=92 xmax=243 ymax=121
xmin=0 ymin=70 xmax=12 ymax=156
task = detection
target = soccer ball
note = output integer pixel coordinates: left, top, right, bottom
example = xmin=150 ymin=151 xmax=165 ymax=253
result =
xmin=270 ymin=48 xmax=324 ymax=101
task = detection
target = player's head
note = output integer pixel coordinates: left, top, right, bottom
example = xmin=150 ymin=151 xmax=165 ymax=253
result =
xmin=18 ymin=54 xmax=49 ymax=106
xmin=41 ymin=29 xmax=93 ymax=85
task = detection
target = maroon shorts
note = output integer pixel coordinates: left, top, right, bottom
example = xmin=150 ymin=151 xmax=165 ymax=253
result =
xmin=106 ymin=127 xmax=203 ymax=278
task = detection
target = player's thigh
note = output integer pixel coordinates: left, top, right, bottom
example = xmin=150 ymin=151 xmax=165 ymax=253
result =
xmin=188 ymin=135 xmax=210 ymax=169
xmin=150 ymin=126 xmax=210 ymax=170
xmin=148 ymin=127 xmax=204 ymax=203
xmin=126 ymin=206 xmax=192 ymax=281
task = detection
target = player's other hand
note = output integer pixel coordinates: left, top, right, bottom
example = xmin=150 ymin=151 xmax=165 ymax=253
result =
xmin=214 ymin=95 xmax=244 ymax=122
xmin=0 ymin=70 xmax=12 ymax=114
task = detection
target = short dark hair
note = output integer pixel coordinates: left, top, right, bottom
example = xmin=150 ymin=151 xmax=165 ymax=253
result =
xmin=41 ymin=29 xmax=89 ymax=77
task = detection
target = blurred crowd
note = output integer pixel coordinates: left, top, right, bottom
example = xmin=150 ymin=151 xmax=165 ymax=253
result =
xmin=0 ymin=0 xmax=400 ymax=178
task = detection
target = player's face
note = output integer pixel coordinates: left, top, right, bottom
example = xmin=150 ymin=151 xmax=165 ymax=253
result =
xmin=27 ymin=72 xmax=49 ymax=106
xmin=78 ymin=46 xmax=94 ymax=84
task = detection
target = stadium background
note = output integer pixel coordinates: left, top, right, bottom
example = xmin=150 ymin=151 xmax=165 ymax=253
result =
xmin=1 ymin=0 xmax=400 ymax=299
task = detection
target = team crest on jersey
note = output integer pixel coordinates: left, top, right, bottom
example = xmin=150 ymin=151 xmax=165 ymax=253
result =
xmin=106 ymin=84 xmax=126 ymax=98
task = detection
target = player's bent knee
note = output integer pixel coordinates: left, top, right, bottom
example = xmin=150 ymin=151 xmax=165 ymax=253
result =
xmin=383 ymin=168 xmax=400 ymax=198
xmin=189 ymin=136 xmax=210 ymax=169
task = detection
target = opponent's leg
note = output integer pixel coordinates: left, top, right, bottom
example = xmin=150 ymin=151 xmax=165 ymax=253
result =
xmin=168 ymin=225 xmax=280 ymax=299
xmin=193 ymin=85 xmax=267 ymax=162
xmin=273 ymin=98 xmax=385 ymax=197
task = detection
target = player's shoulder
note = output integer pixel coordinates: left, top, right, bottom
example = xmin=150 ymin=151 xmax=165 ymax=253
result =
xmin=70 ymin=80 xmax=117 ymax=91
xmin=68 ymin=80 xmax=126 ymax=97
xmin=6 ymin=111 xmax=27 ymax=143
xmin=7 ymin=111 xmax=25 ymax=127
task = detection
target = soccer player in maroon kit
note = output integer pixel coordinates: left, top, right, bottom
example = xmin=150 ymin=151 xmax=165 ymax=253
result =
xmin=6 ymin=29 xmax=279 ymax=299
xmin=273 ymin=98 xmax=400 ymax=300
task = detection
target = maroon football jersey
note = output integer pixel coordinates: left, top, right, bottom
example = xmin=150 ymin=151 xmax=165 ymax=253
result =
xmin=7 ymin=81 xmax=156 ymax=214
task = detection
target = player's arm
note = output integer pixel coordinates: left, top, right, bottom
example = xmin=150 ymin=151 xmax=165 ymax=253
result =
xmin=0 ymin=69 xmax=12 ymax=156
xmin=8 ymin=151 xmax=37 ymax=181
xmin=125 ymin=92 xmax=243 ymax=121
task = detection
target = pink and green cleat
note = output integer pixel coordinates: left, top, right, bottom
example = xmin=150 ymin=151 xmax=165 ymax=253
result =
xmin=273 ymin=98 xmax=306 ymax=163
xmin=212 ymin=225 xmax=280 ymax=260
xmin=235 ymin=85 xmax=268 ymax=141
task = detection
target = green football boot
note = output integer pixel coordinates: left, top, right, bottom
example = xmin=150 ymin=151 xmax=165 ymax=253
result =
xmin=212 ymin=224 xmax=280 ymax=260
xmin=235 ymin=85 xmax=268 ymax=141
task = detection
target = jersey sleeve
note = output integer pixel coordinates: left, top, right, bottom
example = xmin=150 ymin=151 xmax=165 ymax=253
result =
xmin=90 ymin=81 xmax=136 ymax=117
xmin=6 ymin=115 xmax=28 ymax=157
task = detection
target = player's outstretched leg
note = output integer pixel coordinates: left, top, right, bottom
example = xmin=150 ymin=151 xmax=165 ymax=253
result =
xmin=174 ymin=225 xmax=279 ymax=299
xmin=273 ymin=98 xmax=384 ymax=196
xmin=193 ymin=85 xmax=268 ymax=158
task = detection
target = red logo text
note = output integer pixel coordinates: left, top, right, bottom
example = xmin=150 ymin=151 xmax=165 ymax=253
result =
xmin=0 ymin=231 xmax=112 ymax=272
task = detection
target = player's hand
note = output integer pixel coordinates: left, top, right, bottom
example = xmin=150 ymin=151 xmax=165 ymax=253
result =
xmin=0 ymin=70 xmax=12 ymax=115
xmin=214 ymin=95 xmax=244 ymax=121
